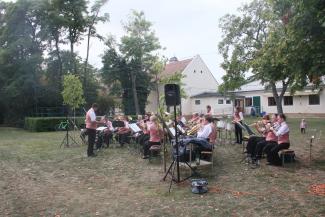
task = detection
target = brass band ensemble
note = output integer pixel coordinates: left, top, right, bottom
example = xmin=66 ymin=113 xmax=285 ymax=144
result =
xmin=84 ymin=103 xmax=291 ymax=167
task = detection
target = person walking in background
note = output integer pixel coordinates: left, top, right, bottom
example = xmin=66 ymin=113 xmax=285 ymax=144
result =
xmin=233 ymin=106 xmax=244 ymax=144
xmin=85 ymin=103 xmax=100 ymax=157
xmin=300 ymin=119 xmax=307 ymax=134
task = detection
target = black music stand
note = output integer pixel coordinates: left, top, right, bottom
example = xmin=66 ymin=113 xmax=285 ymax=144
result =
xmin=161 ymin=106 xmax=197 ymax=193
xmin=60 ymin=117 xmax=80 ymax=148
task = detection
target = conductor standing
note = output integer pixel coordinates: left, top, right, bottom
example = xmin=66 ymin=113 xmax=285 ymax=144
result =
xmin=85 ymin=103 xmax=100 ymax=157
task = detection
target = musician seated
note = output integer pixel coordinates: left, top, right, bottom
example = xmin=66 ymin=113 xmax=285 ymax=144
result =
xmin=254 ymin=114 xmax=280 ymax=164
xmin=181 ymin=115 xmax=213 ymax=160
xmin=266 ymin=114 xmax=290 ymax=166
xmin=116 ymin=116 xmax=131 ymax=147
xmin=142 ymin=115 xmax=163 ymax=159
xmin=246 ymin=115 xmax=270 ymax=160
xmin=189 ymin=113 xmax=200 ymax=124
xmin=101 ymin=115 xmax=114 ymax=148
xmin=137 ymin=115 xmax=152 ymax=149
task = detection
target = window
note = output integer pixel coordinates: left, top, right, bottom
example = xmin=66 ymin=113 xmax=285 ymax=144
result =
xmin=193 ymin=70 xmax=196 ymax=73
xmin=226 ymin=99 xmax=231 ymax=104
xmin=200 ymin=70 xmax=203 ymax=74
xmin=218 ymin=99 xmax=224 ymax=104
xmin=195 ymin=99 xmax=200 ymax=105
xmin=245 ymin=98 xmax=252 ymax=107
xmin=309 ymin=94 xmax=320 ymax=105
xmin=268 ymin=97 xmax=276 ymax=106
xmin=284 ymin=96 xmax=293 ymax=106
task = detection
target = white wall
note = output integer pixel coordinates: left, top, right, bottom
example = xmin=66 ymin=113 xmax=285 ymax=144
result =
xmin=236 ymin=89 xmax=325 ymax=114
xmin=261 ymin=90 xmax=325 ymax=114
xmin=146 ymin=55 xmax=219 ymax=115
xmin=181 ymin=55 xmax=218 ymax=115
xmin=190 ymin=97 xmax=233 ymax=115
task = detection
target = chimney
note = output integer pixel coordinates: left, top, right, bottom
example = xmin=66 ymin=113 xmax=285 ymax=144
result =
xmin=169 ymin=56 xmax=178 ymax=63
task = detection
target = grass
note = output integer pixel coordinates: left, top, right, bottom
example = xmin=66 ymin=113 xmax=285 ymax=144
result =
xmin=0 ymin=117 xmax=324 ymax=217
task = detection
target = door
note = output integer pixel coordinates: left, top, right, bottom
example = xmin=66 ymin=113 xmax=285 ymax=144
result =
xmin=253 ymin=96 xmax=261 ymax=115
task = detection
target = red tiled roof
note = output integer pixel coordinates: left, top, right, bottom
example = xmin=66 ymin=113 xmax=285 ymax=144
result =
xmin=160 ymin=58 xmax=192 ymax=78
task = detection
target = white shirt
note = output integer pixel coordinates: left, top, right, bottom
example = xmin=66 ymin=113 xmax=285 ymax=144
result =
xmin=89 ymin=108 xmax=96 ymax=122
xmin=275 ymin=122 xmax=289 ymax=136
xmin=239 ymin=112 xmax=244 ymax=121
xmin=197 ymin=124 xmax=212 ymax=139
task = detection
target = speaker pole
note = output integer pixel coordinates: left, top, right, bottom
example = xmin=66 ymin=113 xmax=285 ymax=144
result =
xmin=174 ymin=104 xmax=180 ymax=183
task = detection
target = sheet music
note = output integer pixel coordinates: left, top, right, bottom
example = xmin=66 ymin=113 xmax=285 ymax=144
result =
xmin=177 ymin=125 xmax=186 ymax=134
xmin=129 ymin=123 xmax=142 ymax=133
xmin=96 ymin=126 xmax=107 ymax=131
xmin=169 ymin=127 xmax=176 ymax=137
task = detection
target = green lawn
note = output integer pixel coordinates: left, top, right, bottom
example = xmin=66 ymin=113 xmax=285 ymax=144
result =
xmin=0 ymin=117 xmax=324 ymax=217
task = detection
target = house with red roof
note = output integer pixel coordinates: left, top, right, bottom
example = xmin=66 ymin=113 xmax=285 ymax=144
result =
xmin=146 ymin=55 xmax=219 ymax=115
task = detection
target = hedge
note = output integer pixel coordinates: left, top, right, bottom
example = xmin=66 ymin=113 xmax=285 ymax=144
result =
xmin=24 ymin=117 xmax=85 ymax=132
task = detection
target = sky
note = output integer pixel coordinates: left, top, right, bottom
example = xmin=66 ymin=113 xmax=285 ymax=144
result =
xmin=76 ymin=0 xmax=250 ymax=83
xmin=3 ymin=0 xmax=251 ymax=83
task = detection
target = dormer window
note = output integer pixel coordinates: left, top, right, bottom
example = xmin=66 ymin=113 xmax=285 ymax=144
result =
xmin=194 ymin=70 xmax=196 ymax=73
xmin=200 ymin=70 xmax=203 ymax=73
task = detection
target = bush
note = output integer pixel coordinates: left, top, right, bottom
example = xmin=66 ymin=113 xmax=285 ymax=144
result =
xmin=24 ymin=117 xmax=85 ymax=132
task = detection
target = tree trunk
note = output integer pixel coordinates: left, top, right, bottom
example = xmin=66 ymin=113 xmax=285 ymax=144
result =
xmin=54 ymin=37 xmax=62 ymax=83
xmin=83 ymin=27 xmax=91 ymax=90
xmin=70 ymin=42 xmax=77 ymax=74
xmin=270 ymin=81 xmax=289 ymax=114
xmin=131 ymin=71 xmax=140 ymax=115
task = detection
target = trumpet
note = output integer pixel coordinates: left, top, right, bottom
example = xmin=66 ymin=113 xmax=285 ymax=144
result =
xmin=247 ymin=120 xmax=263 ymax=127
xmin=186 ymin=124 xmax=201 ymax=135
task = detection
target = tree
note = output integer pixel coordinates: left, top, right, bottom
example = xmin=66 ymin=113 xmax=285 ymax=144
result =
xmin=59 ymin=0 xmax=87 ymax=74
xmin=62 ymin=74 xmax=85 ymax=118
xmin=218 ymin=0 xmax=300 ymax=114
xmin=271 ymin=0 xmax=325 ymax=87
xmin=0 ymin=0 xmax=43 ymax=123
xmin=119 ymin=10 xmax=161 ymax=115
xmin=84 ymin=0 xmax=109 ymax=88
xmin=102 ymin=11 xmax=162 ymax=115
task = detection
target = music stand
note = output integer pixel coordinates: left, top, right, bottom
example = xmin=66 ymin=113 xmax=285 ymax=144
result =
xmin=161 ymin=111 xmax=197 ymax=193
xmin=59 ymin=117 xmax=80 ymax=148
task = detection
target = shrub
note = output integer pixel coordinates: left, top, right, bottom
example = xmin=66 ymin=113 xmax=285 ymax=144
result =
xmin=24 ymin=117 xmax=85 ymax=132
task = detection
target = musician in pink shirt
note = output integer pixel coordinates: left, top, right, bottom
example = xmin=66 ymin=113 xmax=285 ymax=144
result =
xmin=142 ymin=115 xmax=162 ymax=159
xmin=85 ymin=103 xmax=100 ymax=157
xmin=268 ymin=113 xmax=290 ymax=166
xmin=102 ymin=115 xmax=114 ymax=147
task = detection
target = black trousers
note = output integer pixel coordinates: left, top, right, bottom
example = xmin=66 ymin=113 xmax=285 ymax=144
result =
xmin=267 ymin=143 xmax=290 ymax=165
xmin=143 ymin=141 xmax=161 ymax=156
xmin=138 ymin=134 xmax=150 ymax=148
xmin=87 ymin=128 xmax=96 ymax=156
xmin=246 ymin=136 xmax=264 ymax=156
xmin=300 ymin=128 xmax=306 ymax=134
xmin=254 ymin=138 xmax=269 ymax=160
xmin=234 ymin=122 xmax=243 ymax=144
xmin=263 ymin=141 xmax=278 ymax=158
xmin=103 ymin=130 xmax=113 ymax=147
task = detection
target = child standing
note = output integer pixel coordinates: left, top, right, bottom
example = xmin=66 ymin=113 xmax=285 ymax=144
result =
xmin=300 ymin=119 xmax=307 ymax=134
